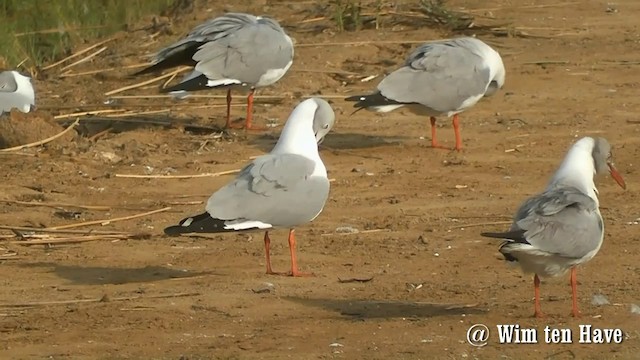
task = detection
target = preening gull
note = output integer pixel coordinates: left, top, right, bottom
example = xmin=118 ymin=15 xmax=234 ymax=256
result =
xmin=135 ymin=13 xmax=294 ymax=130
xmin=345 ymin=37 xmax=505 ymax=151
xmin=164 ymin=97 xmax=335 ymax=277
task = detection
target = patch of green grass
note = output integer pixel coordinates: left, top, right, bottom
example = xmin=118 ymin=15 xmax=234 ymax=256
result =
xmin=0 ymin=0 xmax=174 ymax=69
xmin=331 ymin=0 xmax=363 ymax=32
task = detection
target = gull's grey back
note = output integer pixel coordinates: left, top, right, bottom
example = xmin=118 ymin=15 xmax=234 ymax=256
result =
xmin=509 ymin=187 xmax=603 ymax=259
xmin=377 ymin=39 xmax=492 ymax=113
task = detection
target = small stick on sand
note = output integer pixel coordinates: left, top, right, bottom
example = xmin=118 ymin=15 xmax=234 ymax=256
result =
xmin=104 ymin=67 xmax=191 ymax=96
xmin=321 ymin=228 xmax=388 ymax=237
xmin=59 ymin=63 xmax=149 ymax=77
xmin=0 ymin=200 xmax=110 ymax=211
xmin=449 ymin=221 xmax=512 ymax=230
xmin=114 ymin=169 xmax=241 ymax=179
xmin=10 ymin=234 xmax=145 ymax=245
xmin=0 ymin=292 xmax=201 ymax=308
xmin=42 ymin=36 xmax=118 ymax=71
xmin=0 ymin=225 xmax=128 ymax=235
xmin=104 ymin=109 xmax=171 ymax=117
xmin=53 ymin=110 xmax=125 ymax=120
xmin=60 ymin=46 xmax=108 ymax=72
xmin=46 ymin=207 xmax=172 ymax=230
xmin=0 ymin=119 xmax=79 ymax=153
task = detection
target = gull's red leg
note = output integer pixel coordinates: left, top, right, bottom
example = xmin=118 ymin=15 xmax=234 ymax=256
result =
xmin=430 ymin=117 xmax=447 ymax=149
xmin=245 ymin=88 xmax=254 ymax=129
xmin=224 ymin=88 xmax=233 ymax=128
xmin=533 ymin=274 xmax=545 ymax=318
xmin=286 ymin=229 xmax=314 ymax=277
xmin=452 ymin=114 xmax=463 ymax=151
xmin=570 ymin=267 xmax=581 ymax=317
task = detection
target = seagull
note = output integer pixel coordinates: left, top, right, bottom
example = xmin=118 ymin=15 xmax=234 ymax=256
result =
xmin=134 ymin=13 xmax=294 ymax=130
xmin=164 ymin=97 xmax=334 ymax=276
xmin=345 ymin=37 xmax=505 ymax=151
xmin=0 ymin=70 xmax=35 ymax=115
xmin=481 ymin=137 xmax=626 ymax=318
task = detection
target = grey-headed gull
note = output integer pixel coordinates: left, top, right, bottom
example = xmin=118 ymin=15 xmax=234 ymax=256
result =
xmin=164 ymin=97 xmax=334 ymax=277
xmin=0 ymin=70 xmax=35 ymax=115
xmin=134 ymin=13 xmax=294 ymax=130
xmin=481 ymin=137 xmax=626 ymax=317
xmin=345 ymin=37 xmax=505 ymax=151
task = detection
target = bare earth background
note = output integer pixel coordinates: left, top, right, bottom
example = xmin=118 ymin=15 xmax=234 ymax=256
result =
xmin=1 ymin=0 xmax=639 ymax=359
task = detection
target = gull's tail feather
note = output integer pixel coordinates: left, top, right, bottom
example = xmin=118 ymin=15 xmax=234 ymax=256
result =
xmin=480 ymin=230 xmax=527 ymax=243
xmin=164 ymin=212 xmax=235 ymax=236
xmin=132 ymin=42 xmax=199 ymax=77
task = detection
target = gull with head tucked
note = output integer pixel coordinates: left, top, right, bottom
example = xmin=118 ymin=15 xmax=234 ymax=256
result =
xmin=481 ymin=137 xmax=626 ymax=318
xmin=134 ymin=13 xmax=294 ymax=130
xmin=164 ymin=97 xmax=335 ymax=277
xmin=345 ymin=37 xmax=505 ymax=151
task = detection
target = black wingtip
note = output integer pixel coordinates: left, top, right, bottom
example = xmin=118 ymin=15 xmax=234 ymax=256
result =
xmin=161 ymin=73 xmax=210 ymax=93
xmin=481 ymin=230 xmax=527 ymax=243
xmin=344 ymin=92 xmax=406 ymax=110
xmin=163 ymin=212 xmax=234 ymax=236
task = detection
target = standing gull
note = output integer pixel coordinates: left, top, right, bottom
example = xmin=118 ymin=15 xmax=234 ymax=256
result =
xmin=134 ymin=13 xmax=294 ymax=130
xmin=481 ymin=137 xmax=626 ymax=317
xmin=0 ymin=70 xmax=35 ymax=115
xmin=345 ymin=37 xmax=505 ymax=151
xmin=164 ymin=97 xmax=334 ymax=276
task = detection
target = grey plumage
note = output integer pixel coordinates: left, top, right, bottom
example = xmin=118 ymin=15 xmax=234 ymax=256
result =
xmin=164 ymin=97 xmax=334 ymax=236
xmin=346 ymin=37 xmax=505 ymax=116
xmin=137 ymin=13 xmax=294 ymax=92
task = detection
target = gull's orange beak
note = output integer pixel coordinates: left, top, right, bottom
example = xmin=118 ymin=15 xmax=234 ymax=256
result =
xmin=608 ymin=162 xmax=626 ymax=190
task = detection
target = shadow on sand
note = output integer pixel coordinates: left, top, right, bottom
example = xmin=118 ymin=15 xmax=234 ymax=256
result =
xmin=249 ymin=132 xmax=408 ymax=154
xmin=284 ymin=296 xmax=485 ymax=319
xmin=19 ymin=262 xmax=216 ymax=285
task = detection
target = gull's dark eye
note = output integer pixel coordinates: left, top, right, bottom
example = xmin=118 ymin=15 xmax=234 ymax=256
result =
xmin=322 ymin=124 xmax=329 ymax=129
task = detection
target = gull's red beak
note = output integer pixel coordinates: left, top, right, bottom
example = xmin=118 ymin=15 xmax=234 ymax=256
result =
xmin=608 ymin=162 xmax=626 ymax=189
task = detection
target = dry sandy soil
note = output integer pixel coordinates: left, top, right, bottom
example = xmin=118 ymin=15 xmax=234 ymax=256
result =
xmin=1 ymin=0 xmax=639 ymax=359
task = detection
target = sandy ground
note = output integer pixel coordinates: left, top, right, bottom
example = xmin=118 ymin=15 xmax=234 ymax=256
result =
xmin=1 ymin=0 xmax=640 ymax=359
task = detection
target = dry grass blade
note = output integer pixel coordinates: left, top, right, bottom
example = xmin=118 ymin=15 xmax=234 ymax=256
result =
xmin=0 ymin=225 xmax=128 ymax=235
xmin=0 ymin=292 xmax=201 ymax=308
xmin=0 ymin=200 xmax=111 ymax=211
xmin=114 ymin=169 xmax=241 ymax=179
xmin=449 ymin=220 xmax=512 ymax=230
xmin=60 ymin=63 xmax=150 ymax=78
xmin=104 ymin=66 xmax=191 ymax=96
xmin=42 ymin=36 xmax=118 ymax=71
xmin=11 ymin=233 xmax=149 ymax=245
xmin=103 ymin=109 xmax=171 ymax=118
xmin=321 ymin=228 xmax=388 ymax=237
xmin=60 ymin=46 xmax=108 ymax=72
xmin=46 ymin=207 xmax=172 ymax=230
xmin=53 ymin=110 xmax=125 ymax=120
xmin=0 ymin=119 xmax=79 ymax=152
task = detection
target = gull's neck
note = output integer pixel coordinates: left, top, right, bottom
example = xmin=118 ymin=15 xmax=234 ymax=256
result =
xmin=547 ymin=137 xmax=598 ymax=204
xmin=271 ymin=100 xmax=321 ymax=160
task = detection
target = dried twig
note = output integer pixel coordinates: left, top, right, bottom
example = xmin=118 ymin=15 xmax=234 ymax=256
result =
xmin=59 ymin=63 xmax=149 ymax=77
xmin=0 ymin=200 xmax=110 ymax=211
xmin=465 ymin=2 xmax=580 ymax=13
xmin=449 ymin=221 xmax=512 ymax=230
xmin=0 ymin=119 xmax=79 ymax=152
xmin=42 ymin=36 xmax=118 ymax=71
xmin=60 ymin=46 xmax=108 ymax=72
xmin=0 ymin=225 xmax=128 ymax=235
xmin=523 ymin=60 xmax=570 ymax=65
xmin=53 ymin=110 xmax=124 ymax=120
xmin=114 ymin=169 xmax=241 ymax=179
xmin=0 ymin=292 xmax=200 ymax=308
xmin=104 ymin=109 xmax=171 ymax=118
xmin=321 ymin=228 xmax=389 ymax=237
xmin=46 ymin=207 xmax=171 ymax=230
xmin=10 ymin=233 xmax=149 ymax=245
xmin=338 ymin=276 xmax=374 ymax=283
xmin=104 ymin=67 xmax=191 ymax=96
xmin=297 ymin=40 xmax=428 ymax=47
